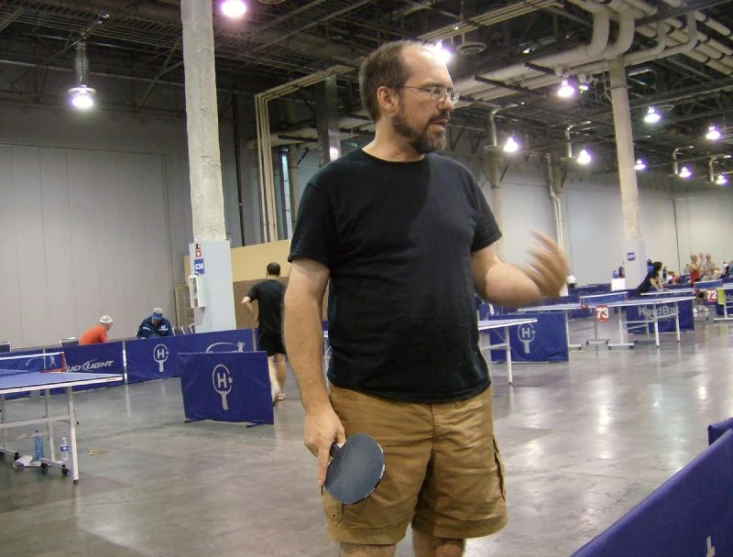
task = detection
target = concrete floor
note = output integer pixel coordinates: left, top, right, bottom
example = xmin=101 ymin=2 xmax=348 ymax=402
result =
xmin=1 ymin=316 xmax=732 ymax=556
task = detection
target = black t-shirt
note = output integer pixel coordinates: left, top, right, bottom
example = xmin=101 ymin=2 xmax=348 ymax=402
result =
xmin=637 ymin=269 xmax=658 ymax=293
xmin=246 ymin=279 xmax=286 ymax=337
xmin=288 ymin=149 xmax=502 ymax=403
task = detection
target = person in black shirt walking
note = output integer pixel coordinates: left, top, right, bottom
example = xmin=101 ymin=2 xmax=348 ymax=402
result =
xmin=242 ymin=262 xmax=287 ymax=404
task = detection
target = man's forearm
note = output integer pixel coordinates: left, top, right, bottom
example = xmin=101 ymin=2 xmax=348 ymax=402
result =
xmin=479 ymin=261 xmax=543 ymax=307
xmin=242 ymin=301 xmax=258 ymax=321
xmin=283 ymin=292 xmax=330 ymax=414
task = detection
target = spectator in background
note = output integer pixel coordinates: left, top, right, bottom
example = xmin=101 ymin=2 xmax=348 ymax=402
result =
xmin=80 ymin=315 xmax=113 ymax=345
xmin=637 ymin=261 xmax=664 ymax=294
xmin=137 ymin=308 xmax=172 ymax=339
xmin=689 ymin=254 xmax=702 ymax=284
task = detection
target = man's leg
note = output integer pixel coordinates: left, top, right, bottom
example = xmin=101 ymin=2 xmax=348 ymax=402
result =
xmin=412 ymin=387 xmax=507 ymax=550
xmin=267 ymin=355 xmax=281 ymax=403
xmin=413 ymin=531 xmax=465 ymax=557
xmin=275 ymin=353 xmax=287 ymax=397
xmin=340 ymin=543 xmax=396 ymax=557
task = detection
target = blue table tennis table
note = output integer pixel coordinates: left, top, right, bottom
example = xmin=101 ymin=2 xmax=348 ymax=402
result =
xmin=0 ymin=370 xmax=123 ymax=483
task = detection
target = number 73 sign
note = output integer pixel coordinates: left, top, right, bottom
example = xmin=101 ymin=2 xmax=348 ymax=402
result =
xmin=595 ymin=305 xmax=610 ymax=322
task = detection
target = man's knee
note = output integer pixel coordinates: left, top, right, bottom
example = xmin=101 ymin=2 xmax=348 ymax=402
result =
xmin=340 ymin=543 xmax=396 ymax=557
xmin=413 ymin=531 xmax=465 ymax=557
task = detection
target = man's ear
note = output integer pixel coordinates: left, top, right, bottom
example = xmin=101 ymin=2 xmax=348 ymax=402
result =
xmin=376 ymin=85 xmax=399 ymax=116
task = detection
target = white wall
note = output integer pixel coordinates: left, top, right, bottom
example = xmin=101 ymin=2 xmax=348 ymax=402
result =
xmin=0 ymin=91 xmax=258 ymax=347
xmin=675 ymin=192 xmax=733 ymax=271
xmin=0 ymin=145 xmax=171 ymax=347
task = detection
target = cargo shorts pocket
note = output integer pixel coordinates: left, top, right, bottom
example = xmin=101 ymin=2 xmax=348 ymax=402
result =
xmin=493 ymin=437 xmax=506 ymax=500
xmin=323 ymin=488 xmax=344 ymax=525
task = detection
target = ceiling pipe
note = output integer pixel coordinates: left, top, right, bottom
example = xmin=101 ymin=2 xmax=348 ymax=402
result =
xmin=607 ymin=0 xmax=733 ymax=71
xmin=471 ymin=14 xmax=698 ymax=102
xmin=456 ymin=0 xmax=610 ymax=94
xmin=489 ymin=108 xmax=500 ymax=146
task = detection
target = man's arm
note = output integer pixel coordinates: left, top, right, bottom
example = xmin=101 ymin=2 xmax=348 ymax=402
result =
xmin=136 ymin=321 xmax=148 ymax=339
xmin=283 ymin=257 xmax=345 ymax=486
xmin=472 ymin=231 xmax=567 ymax=307
xmin=284 ymin=259 xmax=330 ymax=412
xmin=241 ymin=296 xmax=258 ymax=324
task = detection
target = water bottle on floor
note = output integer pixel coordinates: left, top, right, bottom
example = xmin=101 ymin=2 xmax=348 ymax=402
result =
xmin=60 ymin=437 xmax=69 ymax=463
xmin=33 ymin=430 xmax=44 ymax=462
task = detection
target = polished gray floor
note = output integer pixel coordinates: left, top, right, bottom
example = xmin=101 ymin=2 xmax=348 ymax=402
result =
xmin=1 ymin=315 xmax=732 ymax=556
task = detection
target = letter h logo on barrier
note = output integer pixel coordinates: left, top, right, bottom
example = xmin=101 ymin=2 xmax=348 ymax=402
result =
xmin=153 ymin=344 xmax=169 ymax=373
xmin=518 ymin=324 xmax=536 ymax=354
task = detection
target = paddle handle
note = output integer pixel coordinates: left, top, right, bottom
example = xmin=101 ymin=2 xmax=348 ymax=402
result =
xmin=329 ymin=442 xmax=340 ymax=458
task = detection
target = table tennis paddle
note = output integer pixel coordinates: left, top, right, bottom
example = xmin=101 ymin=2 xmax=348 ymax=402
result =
xmin=324 ymin=433 xmax=385 ymax=505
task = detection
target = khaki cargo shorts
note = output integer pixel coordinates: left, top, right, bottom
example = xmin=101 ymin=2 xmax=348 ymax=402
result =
xmin=323 ymin=384 xmax=508 ymax=545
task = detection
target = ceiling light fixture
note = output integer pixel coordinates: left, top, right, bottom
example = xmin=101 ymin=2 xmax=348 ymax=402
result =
xmin=503 ymin=136 xmax=520 ymax=154
xmin=67 ymin=42 xmax=96 ymax=110
xmin=68 ymin=85 xmax=96 ymax=110
xmin=432 ymin=40 xmax=453 ymax=64
xmin=557 ymin=80 xmax=576 ymax=99
xmin=644 ymin=106 xmax=661 ymax=124
xmin=221 ymin=0 xmax=247 ymax=18
xmin=706 ymin=125 xmax=721 ymax=141
xmin=635 ymin=158 xmax=646 ymax=171
xmin=577 ymin=148 xmax=592 ymax=165
xmin=679 ymin=166 xmax=692 ymax=179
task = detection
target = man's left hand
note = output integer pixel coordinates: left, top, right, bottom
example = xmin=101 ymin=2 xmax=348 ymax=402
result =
xmin=524 ymin=231 xmax=568 ymax=297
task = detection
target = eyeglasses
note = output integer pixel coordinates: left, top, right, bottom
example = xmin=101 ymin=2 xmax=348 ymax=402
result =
xmin=399 ymin=85 xmax=460 ymax=103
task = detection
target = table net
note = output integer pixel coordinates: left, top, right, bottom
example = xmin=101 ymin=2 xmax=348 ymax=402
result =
xmin=0 ymin=352 xmax=67 ymax=377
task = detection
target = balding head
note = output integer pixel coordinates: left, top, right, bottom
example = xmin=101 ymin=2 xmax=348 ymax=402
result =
xmin=359 ymin=40 xmax=438 ymax=123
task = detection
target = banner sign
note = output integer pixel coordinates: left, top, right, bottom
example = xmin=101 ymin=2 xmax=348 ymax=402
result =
xmin=179 ymin=351 xmax=273 ymax=425
xmin=487 ymin=313 xmax=569 ymax=363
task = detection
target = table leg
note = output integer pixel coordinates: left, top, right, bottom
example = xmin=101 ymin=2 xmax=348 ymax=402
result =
xmin=45 ymin=389 xmax=56 ymax=462
xmin=654 ymin=311 xmax=660 ymax=348
xmin=564 ymin=313 xmax=581 ymax=350
xmin=66 ymin=387 xmax=79 ymax=483
xmin=675 ymin=303 xmax=681 ymax=342
xmin=505 ymin=326 xmax=513 ymax=384
xmin=0 ymin=394 xmax=6 ymax=455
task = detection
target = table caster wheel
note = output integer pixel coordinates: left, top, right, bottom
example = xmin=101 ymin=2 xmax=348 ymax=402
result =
xmin=14 ymin=452 xmax=19 ymax=461
xmin=73 ymin=479 xmax=79 ymax=484
xmin=62 ymin=467 xmax=69 ymax=477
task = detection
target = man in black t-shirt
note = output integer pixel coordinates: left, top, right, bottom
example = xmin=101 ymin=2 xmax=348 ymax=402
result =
xmin=284 ymin=40 xmax=567 ymax=556
xmin=242 ymin=262 xmax=287 ymax=404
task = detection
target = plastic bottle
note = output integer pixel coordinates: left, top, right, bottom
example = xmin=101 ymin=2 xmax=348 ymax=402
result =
xmin=59 ymin=437 xmax=69 ymax=463
xmin=33 ymin=430 xmax=44 ymax=462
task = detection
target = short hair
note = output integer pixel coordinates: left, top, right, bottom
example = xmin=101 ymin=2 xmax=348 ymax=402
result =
xmin=359 ymin=40 xmax=430 ymax=123
xmin=266 ymin=262 xmax=281 ymax=276
xmin=99 ymin=315 xmax=113 ymax=325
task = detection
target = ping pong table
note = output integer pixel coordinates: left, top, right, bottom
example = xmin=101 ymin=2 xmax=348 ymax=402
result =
xmin=478 ymin=318 xmax=538 ymax=384
xmin=0 ymin=370 xmax=123 ymax=483
xmin=516 ymin=303 xmax=586 ymax=350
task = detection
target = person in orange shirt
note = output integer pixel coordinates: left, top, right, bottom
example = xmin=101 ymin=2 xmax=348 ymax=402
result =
xmin=79 ymin=315 xmax=114 ymax=345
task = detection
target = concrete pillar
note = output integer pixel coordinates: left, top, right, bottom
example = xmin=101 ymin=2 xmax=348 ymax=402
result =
xmin=488 ymin=153 xmax=504 ymax=260
xmin=609 ymin=56 xmax=646 ymax=287
xmin=487 ymin=111 xmax=504 ymax=259
xmin=315 ymin=76 xmax=341 ymax=166
xmin=181 ymin=0 xmax=235 ymax=332
xmin=288 ymin=146 xmax=301 ymax=235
